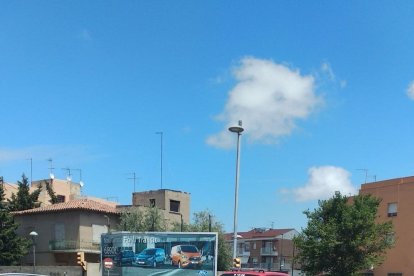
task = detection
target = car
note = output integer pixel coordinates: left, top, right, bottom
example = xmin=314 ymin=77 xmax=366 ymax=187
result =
xmin=170 ymin=244 xmax=202 ymax=268
xmin=221 ymin=269 xmax=289 ymax=276
xmin=114 ymin=250 xmax=135 ymax=266
xmin=134 ymin=248 xmax=166 ymax=268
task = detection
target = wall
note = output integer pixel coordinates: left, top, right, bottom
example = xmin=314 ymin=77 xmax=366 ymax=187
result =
xmin=360 ymin=176 xmax=414 ymax=275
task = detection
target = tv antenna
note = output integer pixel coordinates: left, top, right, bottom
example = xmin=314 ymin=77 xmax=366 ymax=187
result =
xmin=47 ymin=158 xmax=55 ymax=179
xmin=357 ymin=168 xmax=368 ymax=184
xmin=127 ymin=172 xmax=138 ymax=192
xmin=62 ymin=167 xmax=72 ymax=181
xmin=72 ymin=169 xmax=84 ymax=187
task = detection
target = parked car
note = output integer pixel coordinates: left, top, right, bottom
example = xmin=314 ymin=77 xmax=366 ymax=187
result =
xmin=134 ymin=248 xmax=166 ymax=267
xmin=221 ymin=270 xmax=289 ymax=276
xmin=170 ymin=244 xmax=202 ymax=268
xmin=114 ymin=250 xmax=135 ymax=266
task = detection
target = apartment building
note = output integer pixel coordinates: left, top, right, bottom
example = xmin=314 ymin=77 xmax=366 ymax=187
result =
xmin=13 ymin=198 xmax=119 ymax=266
xmin=225 ymin=228 xmax=299 ymax=273
xmin=359 ymin=176 xmax=414 ymax=275
xmin=131 ymin=189 xmax=191 ymax=226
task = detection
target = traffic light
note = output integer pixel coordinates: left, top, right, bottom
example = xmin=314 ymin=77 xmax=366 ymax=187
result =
xmin=233 ymin=257 xmax=241 ymax=268
xmin=77 ymin=252 xmax=87 ymax=271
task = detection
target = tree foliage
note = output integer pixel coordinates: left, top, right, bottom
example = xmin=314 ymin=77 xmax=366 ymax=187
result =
xmin=44 ymin=180 xmax=59 ymax=204
xmin=7 ymin=174 xmax=42 ymax=211
xmin=0 ymin=176 xmax=31 ymax=265
xmin=294 ymin=192 xmax=394 ymax=276
xmin=117 ymin=206 xmax=167 ymax=232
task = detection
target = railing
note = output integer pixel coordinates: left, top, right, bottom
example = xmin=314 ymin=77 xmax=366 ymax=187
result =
xmin=260 ymin=247 xmax=278 ymax=256
xmin=49 ymin=240 xmax=100 ymax=251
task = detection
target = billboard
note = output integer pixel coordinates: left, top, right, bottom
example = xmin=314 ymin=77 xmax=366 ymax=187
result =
xmin=101 ymin=232 xmax=218 ymax=276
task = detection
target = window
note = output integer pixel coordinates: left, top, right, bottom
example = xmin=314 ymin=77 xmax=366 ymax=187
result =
xmin=253 ymin=242 xmax=256 ymax=250
xmin=245 ymin=242 xmax=250 ymax=252
xmin=170 ymin=200 xmax=180 ymax=212
xmin=388 ymin=202 xmax=397 ymax=217
xmin=149 ymin=198 xmax=156 ymax=207
xmin=56 ymin=195 xmax=65 ymax=203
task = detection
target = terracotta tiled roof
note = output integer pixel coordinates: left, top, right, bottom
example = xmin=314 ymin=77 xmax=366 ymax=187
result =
xmin=224 ymin=228 xmax=294 ymax=240
xmin=12 ymin=198 xmax=120 ymax=216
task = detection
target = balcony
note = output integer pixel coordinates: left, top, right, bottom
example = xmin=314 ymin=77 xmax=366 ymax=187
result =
xmin=260 ymin=247 xmax=278 ymax=256
xmin=49 ymin=240 xmax=100 ymax=252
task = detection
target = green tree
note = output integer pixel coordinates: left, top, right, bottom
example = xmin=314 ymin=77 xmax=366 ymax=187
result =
xmin=117 ymin=206 xmax=167 ymax=232
xmin=7 ymin=174 xmax=42 ymax=211
xmin=171 ymin=210 xmax=233 ymax=271
xmin=294 ymin=192 xmax=394 ymax=276
xmin=0 ymin=176 xmax=31 ymax=265
xmin=44 ymin=180 xmax=59 ymax=204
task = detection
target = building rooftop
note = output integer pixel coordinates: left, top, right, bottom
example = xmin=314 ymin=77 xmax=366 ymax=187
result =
xmin=12 ymin=198 xmax=120 ymax=216
xmin=225 ymin=228 xmax=295 ymax=240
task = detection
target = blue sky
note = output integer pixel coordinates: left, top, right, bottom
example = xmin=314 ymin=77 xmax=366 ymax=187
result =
xmin=1 ymin=1 xmax=414 ymax=232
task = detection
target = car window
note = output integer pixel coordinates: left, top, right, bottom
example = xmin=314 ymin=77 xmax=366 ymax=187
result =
xmin=181 ymin=245 xmax=198 ymax=253
xmin=144 ymin=248 xmax=156 ymax=255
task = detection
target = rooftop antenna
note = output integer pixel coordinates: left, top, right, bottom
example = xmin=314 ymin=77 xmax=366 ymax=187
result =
xmin=357 ymin=168 xmax=368 ymax=184
xmin=47 ymin=158 xmax=55 ymax=179
xmin=72 ymin=169 xmax=84 ymax=187
xmin=62 ymin=167 xmax=72 ymax=181
xmin=155 ymin=131 xmax=164 ymax=189
xmin=127 ymin=172 xmax=137 ymax=192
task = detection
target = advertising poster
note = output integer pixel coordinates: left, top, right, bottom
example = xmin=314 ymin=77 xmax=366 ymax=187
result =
xmin=101 ymin=232 xmax=218 ymax=276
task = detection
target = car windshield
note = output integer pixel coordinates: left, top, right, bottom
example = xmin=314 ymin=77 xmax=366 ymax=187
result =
xmin=181 ymin=245 xmax=198 ymax=253
xmin=142 ymin=248 xmax=156 ymax=255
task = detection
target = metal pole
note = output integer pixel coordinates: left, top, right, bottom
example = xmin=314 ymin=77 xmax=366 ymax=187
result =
xmin=33 ymin=242 xmax=36 ymax=273
xmin=232 ymin=130 xmax=242 ymax=259
xmin=279 ymin=233 xmax=284 ymax=271
xmin=180 ymin=213 xmax=183 ymax=231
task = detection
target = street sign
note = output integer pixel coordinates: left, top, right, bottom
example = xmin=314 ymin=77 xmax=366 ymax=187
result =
xmin=103 ymin=257 xmax=113 ymax=269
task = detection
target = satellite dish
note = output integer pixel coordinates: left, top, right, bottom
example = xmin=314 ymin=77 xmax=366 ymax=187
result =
xmin=79 ymin=181 xmax=84 ymax=187
xmin=50 ymin=173 xmax=55 ymax=179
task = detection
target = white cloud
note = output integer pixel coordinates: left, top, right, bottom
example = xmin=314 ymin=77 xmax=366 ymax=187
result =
xmin=207 ymin=57 xmax=322 ymax=148
xmin=407 ymin=81 xmax=414 ymax=100
xmin=291 ymin=166 xmax=358 ymax=202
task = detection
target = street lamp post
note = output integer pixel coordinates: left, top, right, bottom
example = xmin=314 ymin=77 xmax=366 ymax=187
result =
xmin=29 ymin=231 xmax=38 ymax=273
xmin=279 ymin=233 xmax=284 ymax=271
xmin=229 ymin=120 xmax=244 ymax=259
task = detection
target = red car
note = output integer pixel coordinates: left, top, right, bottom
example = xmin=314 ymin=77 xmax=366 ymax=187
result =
xmin=221 ymin=270 xmax=289 ymax=276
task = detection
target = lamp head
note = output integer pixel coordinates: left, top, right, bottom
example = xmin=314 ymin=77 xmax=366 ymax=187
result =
xmin=229 ymin=120 xmax=244 ymax=133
